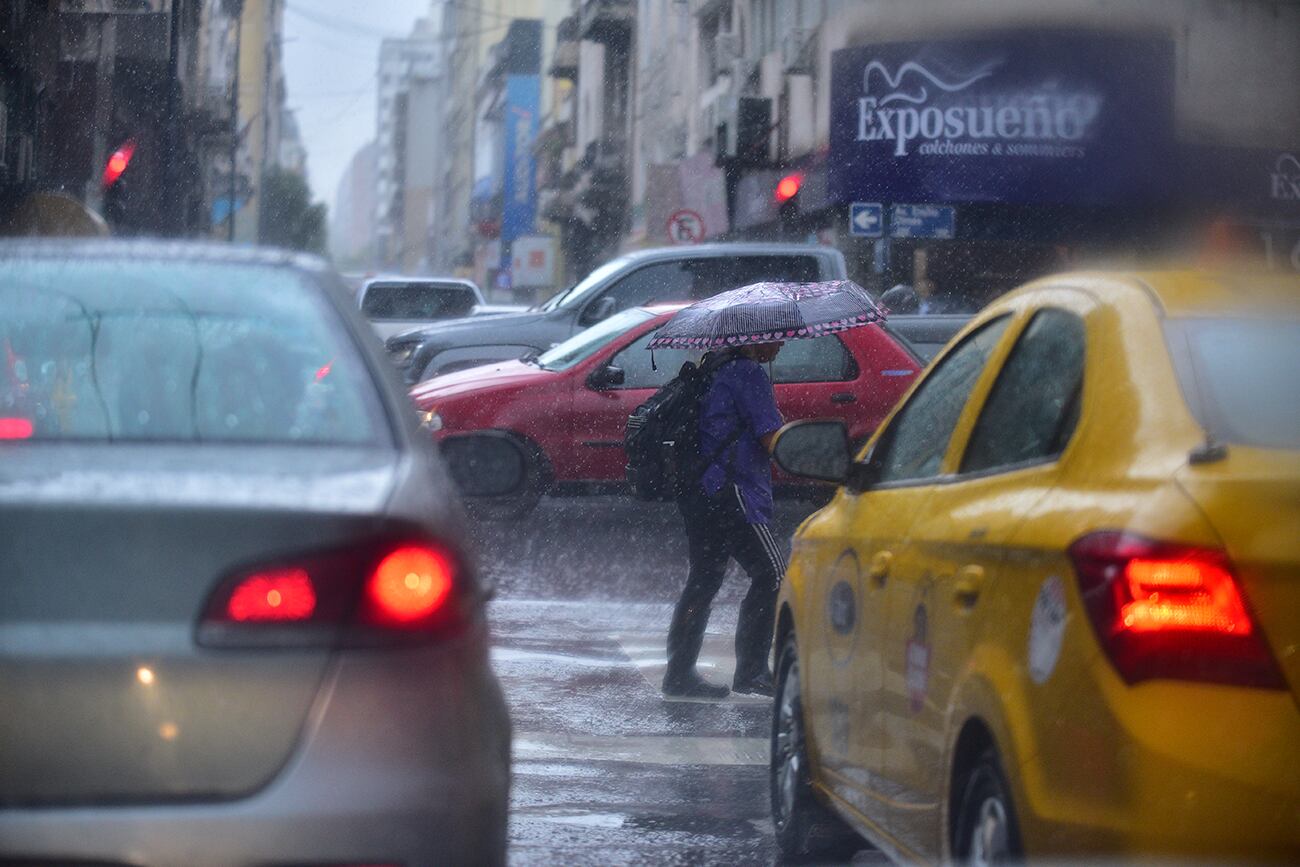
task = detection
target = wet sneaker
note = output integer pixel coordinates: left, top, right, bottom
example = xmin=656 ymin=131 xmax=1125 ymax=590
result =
xmin=732 ymin=671 xmax=775 ymax=697
xmin=662 ymin=671 xmax=730 ymax=699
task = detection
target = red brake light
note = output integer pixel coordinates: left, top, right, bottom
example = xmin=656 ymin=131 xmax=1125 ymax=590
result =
xmin=361 ymin=545 xmax=454 ymax=626
xmin=0 ymin=418 xmax=33 ymax=440
xmin=226 ymin=568 xmax=316 ymax=622
xmin=1121 ymin=557 xmax=1250 ymax=634
xmin=1069 ymin=532 xmax=1284 ymax=688
xmin=199 ymin=537 xmax=465 ymax=647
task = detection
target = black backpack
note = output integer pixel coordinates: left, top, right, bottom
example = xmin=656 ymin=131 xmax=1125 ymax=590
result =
xmin=624 ymin=352 xmax=740 ymax=501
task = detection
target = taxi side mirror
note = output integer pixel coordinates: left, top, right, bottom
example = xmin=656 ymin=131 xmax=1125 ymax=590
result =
xmin=773 ymin=420 xmax=851 ymax=484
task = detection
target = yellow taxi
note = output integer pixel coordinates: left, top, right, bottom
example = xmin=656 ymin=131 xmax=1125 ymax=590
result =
xmin=768 ymin=270 xmax=1300 ymax=864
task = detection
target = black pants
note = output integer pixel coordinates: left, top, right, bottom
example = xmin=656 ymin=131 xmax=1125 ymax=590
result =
xmin=666 ymin=485 xmax=787 ymax=684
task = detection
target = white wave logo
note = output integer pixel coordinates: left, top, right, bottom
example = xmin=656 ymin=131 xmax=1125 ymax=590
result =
xmin=862 ymin=60 xmax=996 ymax=106
xmin=1271 ymin=153 xmax=1300 ymax=200
xmin=855 ymin=57 xmax=1103 ymax=158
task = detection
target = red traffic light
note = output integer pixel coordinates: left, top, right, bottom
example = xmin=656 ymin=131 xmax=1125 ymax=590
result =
xmin=775 ymin=173 xmax=803 ymax=203
xmin=102 ymin=139 xmax=136 ymax=187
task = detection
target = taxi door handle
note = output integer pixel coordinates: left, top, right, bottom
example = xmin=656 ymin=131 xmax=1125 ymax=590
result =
xmin=954 ymin=565 xmax=985 ymax=608
xmin=830 ymin=392 xmax=857 ymax=404
xmin=867 ymin=551 xmax=892 ymax=586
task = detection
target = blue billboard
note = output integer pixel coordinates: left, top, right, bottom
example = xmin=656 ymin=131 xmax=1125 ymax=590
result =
xmin=829 ymin=32 xmax=1175 ymax=207
xmin=501 ymin=74 xmax=540 ymax=257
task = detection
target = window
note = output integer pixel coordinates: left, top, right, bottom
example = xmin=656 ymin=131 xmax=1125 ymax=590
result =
xmin=537 ymin=308 xmax=657 ymax=372
xmin=1165 ymin=317 xmax=1300 ymax=450
xmin=591 ymin=255 xmax=822 ymax=318
xmin=770 ymin=335 xmax=854 ymax=383
xmin=0 ymin=261 xmax=384 ymax=445
xmin=961 ymin=309 xmax=1086 ymax=474
xmin=871 ymin=316 xmax=1011 ymax=484
xmin=689 ymin=255 xmax=822 ymax=296
xmin=608 ymin=332 xmax=693 ymax=390
xmin=596 ymin=262 xmax=699 ymax=315
xmin=361 ymin=282 xmax=477 ymax=320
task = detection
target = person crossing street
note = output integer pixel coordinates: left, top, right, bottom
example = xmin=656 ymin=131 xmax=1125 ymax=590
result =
xmin=662 ymin=340 xmax=787 ymax=699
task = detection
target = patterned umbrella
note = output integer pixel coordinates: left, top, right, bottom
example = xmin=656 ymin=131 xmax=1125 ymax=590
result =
xmin=646 ymin=280 xmax=885 ymax=350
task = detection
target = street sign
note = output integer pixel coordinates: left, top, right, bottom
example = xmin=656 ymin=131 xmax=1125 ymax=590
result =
xmin=510 ymin=235 xmax=556 ymax=287
xmin=890 ymin=204 xmax=956 ymax=239
xmin=849 ymin=202 xmax=883 ymax=237
xmin=666 ymin=209 xmax=706 ymax=245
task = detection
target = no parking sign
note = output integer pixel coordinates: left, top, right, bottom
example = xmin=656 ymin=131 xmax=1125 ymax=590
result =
xmin=666 ymin=209 xmax=706 ymax=245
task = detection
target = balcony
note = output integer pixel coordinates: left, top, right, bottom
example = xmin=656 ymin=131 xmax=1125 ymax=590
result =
xmin=579 ymin=0 xmax=634 ymax=47
xmin=548 ymin=16 xmax=579 ymax=80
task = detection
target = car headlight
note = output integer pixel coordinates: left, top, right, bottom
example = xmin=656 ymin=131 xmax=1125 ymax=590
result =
xmin=419 ymin=409 xmax=443 ymax=432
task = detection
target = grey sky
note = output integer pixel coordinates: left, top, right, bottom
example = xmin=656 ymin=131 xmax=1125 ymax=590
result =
xmin=283 ymin=0 xmax=431 ymax=209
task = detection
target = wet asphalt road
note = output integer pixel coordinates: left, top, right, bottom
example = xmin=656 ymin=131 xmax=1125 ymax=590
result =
xmin=471 ymin=495 xmax=888 ymax=866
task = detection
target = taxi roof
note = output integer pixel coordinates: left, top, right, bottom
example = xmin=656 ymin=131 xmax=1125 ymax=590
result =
xmin=1131 ymin=269 xmax=1300 ymax=318
xmin=1011 ymin=267 xmax=1300 ymax=319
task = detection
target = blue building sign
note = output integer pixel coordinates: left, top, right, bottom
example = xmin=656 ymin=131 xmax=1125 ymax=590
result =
xmin=500 ymin=74 xmax=540 ymax=260
xmin=829 ymin=32 xmax=1175 ymax=207
xmin=890 ymin=204 xmax=956 ymax=238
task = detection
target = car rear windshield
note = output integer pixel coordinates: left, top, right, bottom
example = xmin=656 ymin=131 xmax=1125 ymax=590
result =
xmin=536 ymin=308 xmax=656 ymax=371
xmin=1 ymin=259 xmax=386 ymax=445
xmin=1165 ymin=317 xmax=1300 ymax=450
xmin=361 ymin=281 xmax=477 ymax=320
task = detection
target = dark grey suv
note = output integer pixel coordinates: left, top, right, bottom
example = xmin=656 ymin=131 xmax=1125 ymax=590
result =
xmin=386 ymin=243 xmax=848 ymax=384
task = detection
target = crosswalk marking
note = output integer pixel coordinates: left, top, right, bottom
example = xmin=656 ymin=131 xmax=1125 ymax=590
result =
xmin=513 ymin=731 xmax=769 ymax=766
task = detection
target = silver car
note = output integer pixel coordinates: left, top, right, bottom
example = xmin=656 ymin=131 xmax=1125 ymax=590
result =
xmin=357 ymin=276 xmax=524 ymax=341
xmin=0 ymin=240 xmax=512 ymax=866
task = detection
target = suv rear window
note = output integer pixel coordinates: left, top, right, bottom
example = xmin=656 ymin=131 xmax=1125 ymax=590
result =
xmin=1165 ymin=317 xmax=1300 ymax=450
xmin=1 ymin=260 xmax=385 ymax=445
xmin=361 ymin=281 xmax=477 ymax=320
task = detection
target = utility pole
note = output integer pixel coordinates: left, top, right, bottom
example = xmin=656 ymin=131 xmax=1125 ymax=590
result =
xmin=228 ymin=0 xmax=245 ymax=242
xmin=165 ymin=0 xmax=183 ymax=235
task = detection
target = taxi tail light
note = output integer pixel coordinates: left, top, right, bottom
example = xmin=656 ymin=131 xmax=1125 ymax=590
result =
xmin=1068 ymin=531 xmax=1285 ymax=689
xmin=199 ymin=538 xmax=466 ymax=648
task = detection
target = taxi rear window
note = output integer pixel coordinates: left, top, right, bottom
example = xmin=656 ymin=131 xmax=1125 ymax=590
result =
xmin=1165 ymin=317 xmax=1300 ymax=450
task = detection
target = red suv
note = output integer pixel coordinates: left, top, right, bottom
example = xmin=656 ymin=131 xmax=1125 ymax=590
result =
xmin=411 ymin=305 xmax=921 ymax=517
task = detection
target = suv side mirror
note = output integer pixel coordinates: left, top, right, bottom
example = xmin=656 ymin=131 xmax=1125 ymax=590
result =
xmin=581 ymin=295 xmax=618 ymax=326
xmin=588 ymin=364 xmax=625 ymax=390
xmin=773 ymin=420 xmax=851 ymax=484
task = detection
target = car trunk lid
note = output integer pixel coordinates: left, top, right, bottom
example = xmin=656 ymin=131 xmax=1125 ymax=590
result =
xmin=0 ymin=445 xmax=399 ymax=805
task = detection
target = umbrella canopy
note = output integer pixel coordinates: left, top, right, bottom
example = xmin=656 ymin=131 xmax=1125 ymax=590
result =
xmin=647 ymin=280 xmax=885 ymax=350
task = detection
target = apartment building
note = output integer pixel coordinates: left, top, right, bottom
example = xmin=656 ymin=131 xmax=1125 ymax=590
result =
xmin=375 ymin=18 xmax=441 ymax=270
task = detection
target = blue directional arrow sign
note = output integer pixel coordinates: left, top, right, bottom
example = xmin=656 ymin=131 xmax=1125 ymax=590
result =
xmin=849 ymin=202 xmax=883 ymax=238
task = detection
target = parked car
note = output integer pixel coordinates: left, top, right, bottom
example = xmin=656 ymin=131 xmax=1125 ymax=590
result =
xmin=0 ymin=240 xmax=516 ymax=866
xmin=358 ymin=275 xmax=522 ymax=341
xmin=884 ymin=312 xmax=972 ymax=361
xmin=767 ymin=270 xmax=1300 ymax=864
xmin=411 ymin=303 xmax=922 ymax=518
xmin=386 ymin=243 xmax=849 ymax=384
